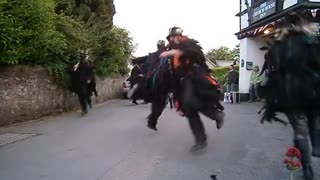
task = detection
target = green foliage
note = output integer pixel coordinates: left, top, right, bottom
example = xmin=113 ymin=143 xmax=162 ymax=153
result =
xmin=73 ymin=4 xmax=92 ymax=22
xmin=0 ymin=0 xmax=135 ymax=86
xmin=230 ymin=44 xmax=240 ymax=60
xmin=212 ymin=65 xmax=239 ymax=87
xmin=206 ymin=44 xmax=240 ymax=62
xmin=46 ymin=62 xmax=69 ymax=86
xmin=54 ymin=0 xmax=76 ymax=15
xmin=94 ymin=26 xmax=135 ymax=77
xmin=0 ymin=0 xmax=66 ymax=65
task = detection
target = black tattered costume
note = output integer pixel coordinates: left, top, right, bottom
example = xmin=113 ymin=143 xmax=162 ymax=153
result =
xmin=129 ymin=27 xmax=225 ymax=151
xmin=168 ymin=34 xmax=225 ymax=150
xmin=259 ymin=15 xmax=320 ymax=179
xmin=68 ymin=52 xmax=97 ymax=115
xmin=133 ymin=44 xmax=172 ymax=128
xmin=127 ymin=62 xmax=144 ymax=104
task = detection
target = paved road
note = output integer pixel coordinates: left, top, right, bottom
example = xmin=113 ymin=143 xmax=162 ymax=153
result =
xmin=0 ymin=100 xmax=319 ymax=180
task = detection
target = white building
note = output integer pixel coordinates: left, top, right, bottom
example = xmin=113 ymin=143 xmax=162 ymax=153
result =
xmin=235 ymin=0 xmax=320 ymax=100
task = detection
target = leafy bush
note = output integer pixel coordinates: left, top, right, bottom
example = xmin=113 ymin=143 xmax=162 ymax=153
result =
xmin=0 ymin=0 xmax=66 ymax=65
xmin=212 ymin=65 xmax=239 ymax=87
xmin=0 ymin=0 xmax=135 ymax=86
xmin=94 ymin=26 xmax=134 ymax=77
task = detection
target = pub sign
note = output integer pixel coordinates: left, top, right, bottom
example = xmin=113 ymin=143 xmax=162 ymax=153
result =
xmin=252 ymin=0 xmax=277 ymax=23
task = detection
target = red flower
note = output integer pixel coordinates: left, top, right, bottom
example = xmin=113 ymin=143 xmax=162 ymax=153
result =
xmin=286 ymin=147 xmax=301 ymax=159
xmin=283 ymin=157 xmax=291 ymax=164
xmin=284 ymin=147 xmax=302 ymax=171
xmin=294 ymin=150 xmax=301 ymax=159
xmin=291 ymin=160 xmax=302 ymax=168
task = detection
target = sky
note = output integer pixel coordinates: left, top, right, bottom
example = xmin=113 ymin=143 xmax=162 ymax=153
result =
xmin=113 ymin=0 xmax=240 ymax=57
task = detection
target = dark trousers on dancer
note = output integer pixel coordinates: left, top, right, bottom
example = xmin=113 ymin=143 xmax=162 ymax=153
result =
xmin=288 ymin=113 xmax=320 ymax=179
xmin=181 ymin=78 xmax=207 ymax=144
xmin=147 ymin=96 xmax=167 ymax=130
xmin=184 ymin=109 xmax=207 ymax=143
xmin=181 ymin=77 xmax=224 ymax=145
xmin=77 ymin=83 xmax=92 ymax=114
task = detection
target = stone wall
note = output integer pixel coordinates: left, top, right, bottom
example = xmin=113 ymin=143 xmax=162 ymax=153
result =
xmin=0 ymin=65 xmax=125 ymax=126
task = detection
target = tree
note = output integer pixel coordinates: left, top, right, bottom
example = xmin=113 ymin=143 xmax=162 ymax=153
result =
xmin=206 ymin=44 xmax=240 ymax=63
xmin=0 ymin=0 xmax=66 ymax=65
xmin=230 ymin=43 xmax=240 ymax=60
xmin=0 ymin=0 xmax=135 ymax=86
xmin=206 ymin=48 xmax=217 ymax=64
xmin=206 ymin=46 xmax=232 ymax=62
xmin=216 ymin=46 xmax=232 ymax=60
xmin=54 ymin=0 xmax=135 ymax=80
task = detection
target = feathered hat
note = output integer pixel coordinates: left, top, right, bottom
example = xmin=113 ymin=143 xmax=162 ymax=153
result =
xmin=166 ymin=27 xmax=183 ymax=41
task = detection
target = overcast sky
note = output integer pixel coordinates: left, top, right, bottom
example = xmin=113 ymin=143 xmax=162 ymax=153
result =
xmin=113 ymin=0 xmax=240 ymax=57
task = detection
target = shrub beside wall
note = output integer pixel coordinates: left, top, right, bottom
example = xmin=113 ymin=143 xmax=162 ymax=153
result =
xmin=212 ymin=65 xmax=239 ymax=89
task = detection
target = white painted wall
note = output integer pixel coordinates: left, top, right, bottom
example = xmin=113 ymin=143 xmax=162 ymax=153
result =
xmin=310 ymin=0 xmax=320 ymax=2
xmin=239 ymin=37 xmax=266 ymax=93
xmin=241 ymin=0 xmax=247 ymax=11
xmin=241 ymin=13 xmax=249 ymax=29
xmin=283 ymin=0 xmax=298 ymax=9
xmin=239 ymin=39 xmax=248 ymax=93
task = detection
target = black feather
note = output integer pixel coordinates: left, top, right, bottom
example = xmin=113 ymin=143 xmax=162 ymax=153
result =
xmin=260 ymin=26 xmax=320 ymax=124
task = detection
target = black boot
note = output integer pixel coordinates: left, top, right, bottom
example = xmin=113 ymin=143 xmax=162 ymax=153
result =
xmin=190 ymin=141 xmax=207 ymax=152
xmin=295 ymin=139 xmax=314 ymax=180
xmin=200 ymin=108 xmax=225 ymax=129
xmin=81 ymin=110 xmax=88 ymax=115
xmin=147 ymin=114 xmax=158 ymax=131
xmin=215 ymin=111 xmax=225 ymax=129
xmin=186 ymin=111 xmax=207 ymax=152
xmin=79 ymin=96 xmax=88 ymax=115
xmin=310 ymin=130 xmax=320 ymax=157
xmin=147 ymin=123 xmax=158 ymax=131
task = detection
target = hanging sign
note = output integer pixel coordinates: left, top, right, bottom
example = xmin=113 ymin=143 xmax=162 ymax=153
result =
xmin=252 ymin=0 xmax=276 ymax=23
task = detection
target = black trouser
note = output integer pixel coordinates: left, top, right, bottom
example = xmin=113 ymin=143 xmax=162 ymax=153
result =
xmin=309 ymin=115 xmax=320 ymax=157
xmin=77 ymin=83 xmax=91 ymax=112
xmin=288 ymin=114 xmax=320 ymax=155
xmin=147 ymin=95 xmax=167 ymax=127
xmin=288 ymin=114 xmax=312 ymax=165
xmin=181 ymin=78 xmax=208 ymax=143
xmin=184 ymin=109 xmax=207 ymax=143
xmin=287 ymin=113 xmax=320 ymax=179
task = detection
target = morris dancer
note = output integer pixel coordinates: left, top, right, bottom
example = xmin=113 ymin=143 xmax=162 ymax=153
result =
xmin=259 ymin=14 xmax=320 ymax=180
xmin=160 ymin=27 xmax=225 ymax=151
